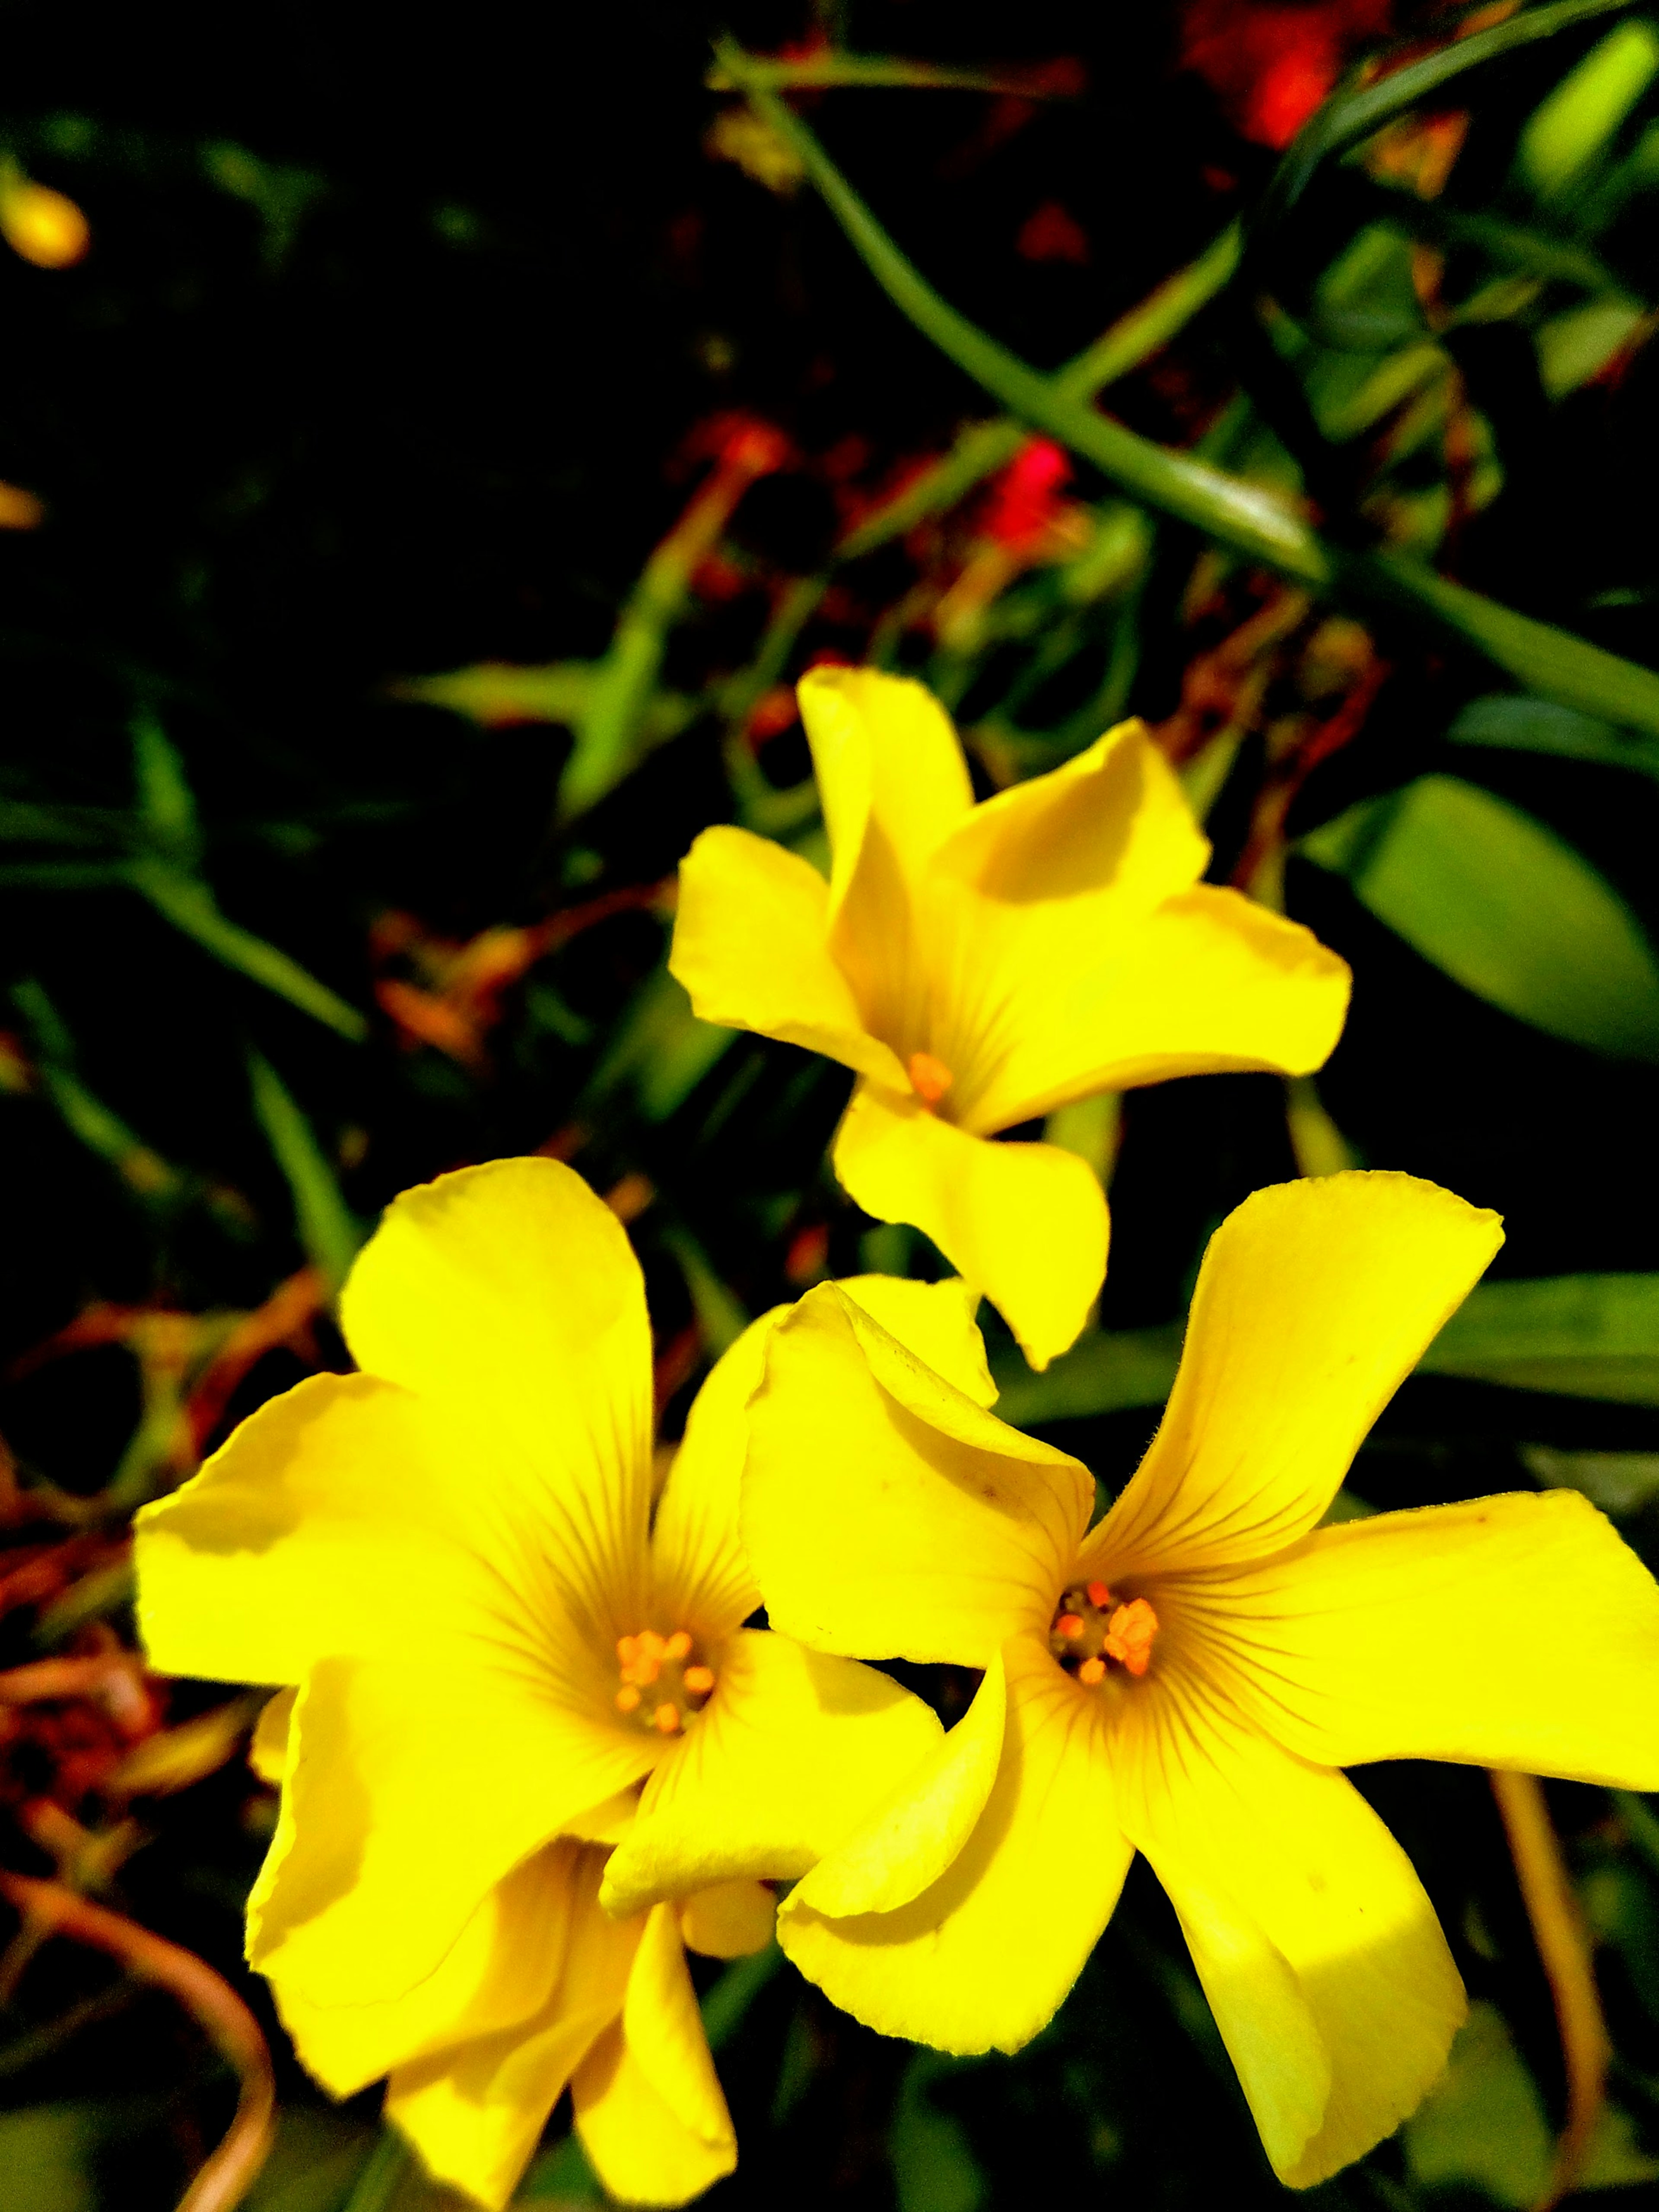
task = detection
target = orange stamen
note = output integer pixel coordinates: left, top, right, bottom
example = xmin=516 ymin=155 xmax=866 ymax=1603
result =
xmin=664 ymin=1629 xmax=692 ymax=1661
xmin=907 ymin=1050 xmax=953 ymax=1107
xmin=617 ymin=1635 xmax=638 ymax=1665
xmin=683 ymin=1664 xmax=715 ymax=1694
xmin=653 ymin=1704 xmax=681 ymax=1735
xmin=615 ymin=1685 xmax=641 ymax=1713
xmin=1103 ymin=1599 xmax=1159 ymax=1679
xmin=1086 ymin=1580 xmax=1111 ymax=1608
xmin=1076 ymin=1657 xmax=1106 ymax=1685
xmin=1055 ymin=1612 xmax=1084 ymax=1641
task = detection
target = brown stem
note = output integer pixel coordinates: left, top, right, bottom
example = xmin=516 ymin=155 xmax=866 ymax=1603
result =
xmin=0 ymin=1870 xmax=275 ymax=2212
xmin=1488 ymin=1769 xmax=1610 ymax=2211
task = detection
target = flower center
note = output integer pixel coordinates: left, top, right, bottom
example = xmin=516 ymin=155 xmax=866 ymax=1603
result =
xmin=1049 ymin=1580 xmax=1159 ymax=1685
xmin=614 ymin=1629 xmax=716 ymax=1737
xmin=907 ymin=1050 xmax=953 ymax=1109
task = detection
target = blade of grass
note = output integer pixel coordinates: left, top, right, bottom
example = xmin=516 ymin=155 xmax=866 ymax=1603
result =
xmin=128 ymin=858 xmax=367 ymax=1040
xmin=247 ymin=1049 xmax=363 ymax=1293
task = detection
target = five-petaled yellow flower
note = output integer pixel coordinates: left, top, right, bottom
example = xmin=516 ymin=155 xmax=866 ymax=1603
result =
xmin=133 ymin=1158 xmax=946 ymax=2211
xmin=671 ymin=666 xmax=1350 ymax=1368
xmin=667 ymin=1170 xmax=1659 ymax=2188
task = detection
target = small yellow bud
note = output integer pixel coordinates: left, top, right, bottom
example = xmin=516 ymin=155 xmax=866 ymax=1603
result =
xmin=0 ymin=173 xmax=90 ymax=269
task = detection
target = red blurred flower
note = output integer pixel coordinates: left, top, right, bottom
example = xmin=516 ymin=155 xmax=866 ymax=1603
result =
xmin=1017 ymin=201 xmax=1091 ymax=264
xmin=1179 ymin=0 xmax=1394 ymax=148
xmin=982 ymin=438 xmax=1072 ymax=549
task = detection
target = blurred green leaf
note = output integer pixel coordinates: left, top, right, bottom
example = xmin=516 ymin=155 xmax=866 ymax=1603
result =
xmin=1520 ymin=1443 xmax=1659 ymax=1509
xmin=1300 ymin=773 xmax=1659 ymax=1060
xmin=128 ymin=858 xmax=368 ymax=1041
xmin=242 ymin=2109 xmax=381 ymax=2212
xmin=1537 ymin=295 xmax=1649 ymax=395
xmin=661 ymin=1222 xmax=749 ymax=1356
xmin=700 ymin=1941 xmax=783 ymax=2051
xmin=1263 ymin=0 xmax=1642 ymax=223
xmin=582 ymin=968 xmax=737 ymax=1123
xmin=0 ymin=2105 xmax=98 ymax=2212
xmin=890 ymin=2052 xmax=987 ymax=2212
xmin=1448 ymin=692 xmax=1659 ymax=780
xmin=247 ymin=1050 xmax=364 ymax=1292
xmin=1421 ymin=1269 xmax=1659 ymax=1400
xmin=130 ymin=709 xmax=200 ymax=863
xmin=993 ymin=1326 xmax=1181 ymax=1425
xmin=1405 ymin=2000 xmax=1554 ymax=2205
xmin=1518 ymin=16 xmax=1659 ymax=197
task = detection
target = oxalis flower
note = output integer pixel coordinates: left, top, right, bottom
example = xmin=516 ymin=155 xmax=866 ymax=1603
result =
xmin=671 ymin=666 xmax=1350 ymax=1369
xmin=133 ymin=1158 xmax=948 ymax=2211
xmin=655 ymin=1171 xmax=1659 ymax=2187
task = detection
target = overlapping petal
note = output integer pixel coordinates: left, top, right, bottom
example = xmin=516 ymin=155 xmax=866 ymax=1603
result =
xmin=572 ymin=1901 xmax=736 ymax=2200
xmin=341 ymin=1158 xmax=655 ymax=1629
xmin=249 ymin=1656 xmax=655 ymax=2008
xmin=649 ymin=1312 xmax=773 ymax=1642
xmin=1083 ymin=1174 xmax=1503 ymax=1581
xmin=601 ymin=1629 xmax=943 ymax=1917
xmin=274 ymin=1841 xmax=581 ymax=2098
xmin=387 ymin=1850 xmax=639 ymax=2212
xmin=959 ymin=885 xmax=1352 ymax=1136
xmin=1111 ymin=1684 xmax=1465 ymax=2188
xmin=833 ymin=1086 xmax=1108 ymax=1371
xmin=778 ymin=1634 xmax=1132 ymax=2055
xmin=1214 ymin=1490 xmax=1659 ymax=1785
xmin=669 ymin=825 xmax=906 ymax=1085
xmin=134 ymin=1374 xmax=525 ymax=1688
xmin=742 ymin=1284 xmax=1092 ymax=1666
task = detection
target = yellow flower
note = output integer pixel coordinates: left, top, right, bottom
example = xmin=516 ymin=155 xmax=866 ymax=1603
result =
xmin=671 ymin=666 xmax=1350 ymax=1368
xmin=644 ymin=1170 xmax=1659 ymax=2188
xmin=133 ymin=1158 xmax=946 ymax=2211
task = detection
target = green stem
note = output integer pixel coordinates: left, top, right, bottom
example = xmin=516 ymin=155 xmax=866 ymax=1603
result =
xmin=718 ymin=37 xmax=1659 ymax=737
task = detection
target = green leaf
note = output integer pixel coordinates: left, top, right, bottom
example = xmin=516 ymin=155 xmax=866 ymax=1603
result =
xmin=1522 ymin=1443 xmax=1659 ymax=1511
xmin=0 ymin=2106 xmax=99 ymax=2212
xmin=1537 ymin=294 xmax=1649 ymax=394
xmin=993 ymin=1326 xmax=1182 ymax=1426
xmin=248 ymin=1050 xmax=365 ymax=1292
xmin=1299 ymin=772 xmax=1659 ymax=1059
xmin=130 ymin=708 xmax=201 ymax=863
xmin=1448 ymin=692 xmax=1659 ymax=780
xmin=1422 ymin=1269 xmax=1659 ymax=1400
xmin=128 ymin=858 xmax=368 ymax=1041
xmin=581 ymin=967 xmax=738 ymax=1122
xmin=1518 ymin=15 xmax=1659 ymax=196
xmin=890 ymin=2053 xmax=988 ymax=2212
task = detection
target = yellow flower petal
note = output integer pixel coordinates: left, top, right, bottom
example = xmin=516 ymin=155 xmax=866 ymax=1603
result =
xmin=248 ymin=1688 xmax=295 ymax=1784
xmin=388 ymin=1851 xmax=638 ymax=2212
xmin=798 ymin=665 xmax=973 ymax=924
xmin=250 ymin=1656 xmax=654 ymax=2008
xmin=961 ymin=885 xmax=1352 ymax=1136
xmin=650 ymin=1311 xmax=771 ymax=1643
xmin=833 ymin=1085 xmax=1107 ymax=1371
xmin=836 ymin=1273 xmax=996 ymax=1407
xmin=134 ymin=1374 xmax=521 ymax=1687
xmin=274 ymin=1841 xmax=580 ymax=2098
xmin=1112 ymin=1690 xmax=1465 ymax=2188
xmin=1217 ymin=1490 xmax=1659 ymax=1786
xmin=779 ymin=1634 xmax=1131 ymax=2055
xmin=1084 ymin=1173 xmax=1503 ymax=1580
xmin=670 ymin=825 xmax=907 ymax=1085
xmin=928 ymin=719 xmax=1206 ymax=921
xmin=791 ymin=1646 xmax=1007 ymax=1919
xmin=340 ymin=1157 xmax=655 ymax=1628
xmin=572 ymin=1902 xmax=736 ymax=2206
xmin=678 ymin=1880 xmax=776 ymax=1958
xmin=601 ymin=1628 xmax=942 ymax=1918
xmin=742 ymin=1284 xmax=1092 ymax=1665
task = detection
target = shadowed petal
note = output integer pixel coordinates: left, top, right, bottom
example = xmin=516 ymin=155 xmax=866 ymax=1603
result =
xmin=833 ymin=1085 xmax=1107 ymax=1371
xmin=1112 ymin=1682 xmax=1465 ymax=2188
xmin=742 ymin=1285 xmax=1092 ymax=1666
xmin=779 ymin=1634 xmax=1132 ymax=2055
xmin=601 ymin=1630 xmax=942 ymax=1917
xmin=571 ymin=1902 xmax=736 ymax=2205
xmin=1083 ymin=1174 xmax=1503 ymax=1580
xmin=670 ymin=825 xmax=906 ymax=1085
xmin=249 ymin=1657 xmax=655 ymax=2009
xmin=387 ymin=1851 xmax=638 ymax=2212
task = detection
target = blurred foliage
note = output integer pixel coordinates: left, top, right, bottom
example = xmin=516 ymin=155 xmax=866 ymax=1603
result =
xmin=4 ymin=1 xmax=1659 ymax=2209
